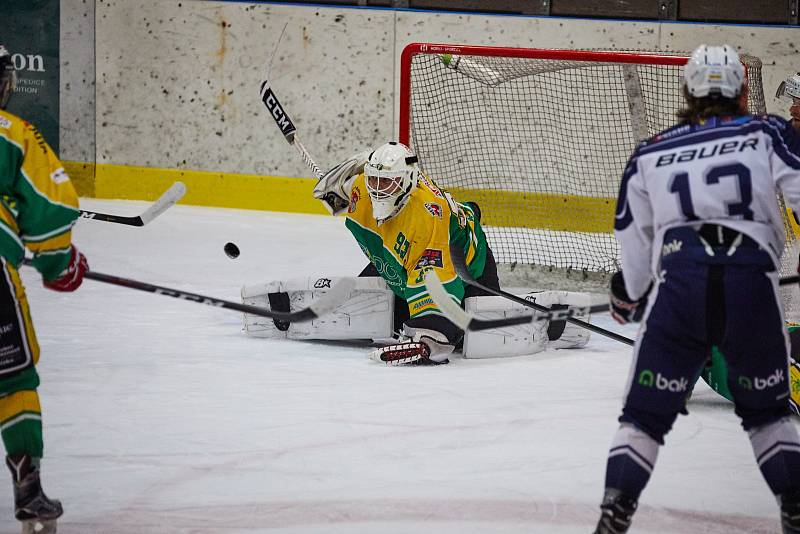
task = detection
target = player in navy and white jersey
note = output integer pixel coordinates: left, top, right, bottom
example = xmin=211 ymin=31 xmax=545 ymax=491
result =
xmin=593 ymin=45 xmax=800 ymax=534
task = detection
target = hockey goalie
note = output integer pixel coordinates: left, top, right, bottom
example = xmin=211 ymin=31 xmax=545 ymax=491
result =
xmin=242 ymin=142 xmax=592 ymax=364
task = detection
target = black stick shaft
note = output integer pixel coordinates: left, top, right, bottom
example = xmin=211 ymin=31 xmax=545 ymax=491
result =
xmin=84 ymin=270 xmax=295 ymax=318
xmin=22 ymin=260 xmax=313 ymax=322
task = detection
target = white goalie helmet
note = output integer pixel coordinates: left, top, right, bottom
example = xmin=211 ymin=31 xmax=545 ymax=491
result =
xmin=364 ymin=142 xmax=419 ymax=223
xmin=684 ymin=44 xmax=745 ymax=99
xmin=776 ymin=72 xmax=800 ymax=102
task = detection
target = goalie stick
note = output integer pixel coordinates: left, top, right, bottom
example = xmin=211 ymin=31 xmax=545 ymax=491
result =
xmin=428 ymin=252 xmax=800 ymax=335
xmin=23 ymin=260 xmax=354 ymax=322
xmin=446 ymin=244 xmax=634 ymax=345
xmin=79 ymin=181 xmax=187 ymax=226
xmin=259 ymin=80 xmax=323 ymax=179
xmin=424 ymin=269 xmax=612 ymax=332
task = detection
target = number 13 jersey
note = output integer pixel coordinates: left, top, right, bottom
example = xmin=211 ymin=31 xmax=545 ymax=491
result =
xmin=615 ymin=114 xmax=800 ymax=300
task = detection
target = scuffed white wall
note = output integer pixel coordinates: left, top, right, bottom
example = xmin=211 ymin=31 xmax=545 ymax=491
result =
xmin=71 ymin=1 xmax=800 ymax=178
xmin=94 ymin=1 xmax=394 ymax=177
xmin=61 ymin=0 xmax=95 ymax=162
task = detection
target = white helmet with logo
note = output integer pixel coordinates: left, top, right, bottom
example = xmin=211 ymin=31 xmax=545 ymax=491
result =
xmin=364 ymin=142 xmax=419 ymax=223
xmin=0 ymin=45 xmax=16 ymax=110
xmin=684 ymin=44 xmax=745 ymax=99
xmin=776 ymin=72 xmax=800 ymax=102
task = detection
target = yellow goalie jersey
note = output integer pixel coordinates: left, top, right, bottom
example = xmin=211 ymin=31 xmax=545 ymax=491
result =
xmin=344 ymin=172 xmax=489 ymax=320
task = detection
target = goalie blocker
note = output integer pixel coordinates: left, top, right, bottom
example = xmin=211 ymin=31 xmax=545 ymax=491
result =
xmin=241 ymin=276 xmax=591 ymax=358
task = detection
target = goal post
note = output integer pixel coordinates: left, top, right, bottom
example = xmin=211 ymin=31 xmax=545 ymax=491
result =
xmin=398 ymin=43 xmax=791 ymax=286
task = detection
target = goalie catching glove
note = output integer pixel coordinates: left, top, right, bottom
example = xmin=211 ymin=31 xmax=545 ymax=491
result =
xmin=369 ymin=325 xmax=454 ymax=366
xmin=609 ymin=271 xmax=649 ymax=325
xmin=313 ymin=150 xmax=371 ymax=215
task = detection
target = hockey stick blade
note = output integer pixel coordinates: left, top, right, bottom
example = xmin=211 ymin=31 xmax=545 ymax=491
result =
xmin=138 ymin=181 xmax=187 ymax=225
xmin=79 ymin=181 xmax=187 ymax=226
xmin=423 ymin=269 xmax=533 ymax=331
xmin=449 ymin=244 xmax=633 ymax=345
xmin=23 ymin=260 xmax=354 ymax=322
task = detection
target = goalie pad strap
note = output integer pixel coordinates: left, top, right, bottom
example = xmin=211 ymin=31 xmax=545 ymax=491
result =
xmin=267 ymin=292 xmax=291 ymax=331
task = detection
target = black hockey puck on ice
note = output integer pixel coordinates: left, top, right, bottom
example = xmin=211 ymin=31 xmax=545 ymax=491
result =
xmin=224 ymin=242 xmax=240 ymax=259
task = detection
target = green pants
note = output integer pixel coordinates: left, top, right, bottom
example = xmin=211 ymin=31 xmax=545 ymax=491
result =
xmin=701 ymin=325 xmax=800 ymax=403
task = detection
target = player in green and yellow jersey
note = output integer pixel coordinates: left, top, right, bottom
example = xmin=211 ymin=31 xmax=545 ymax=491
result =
xmin=313 ymin=141 xmax=499 ymax=365
xmin=0 ymin=45 xmax=88 ymax=534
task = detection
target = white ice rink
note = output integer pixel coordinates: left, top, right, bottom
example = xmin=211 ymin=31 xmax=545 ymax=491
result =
xmin=0 ymin=198 xmax=790 ymax=533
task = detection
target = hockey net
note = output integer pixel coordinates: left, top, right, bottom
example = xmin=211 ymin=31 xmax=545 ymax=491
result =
xmin=400 ymin=44 xmax=798 ymax=297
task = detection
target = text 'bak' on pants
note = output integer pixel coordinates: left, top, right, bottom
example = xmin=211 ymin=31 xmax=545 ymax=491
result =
xmin=606 ymin=227 xmax=800 ymax=499
xmin=0 ymin=259 xmax=43 ymax=458
xmin=624 ymin=261 xmax=789 ymax=437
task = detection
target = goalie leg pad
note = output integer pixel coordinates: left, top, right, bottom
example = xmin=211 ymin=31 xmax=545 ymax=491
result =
xmin=462 ymin=296 xmax=548 ymax=359
xmin=462 ymin=290 xmax=593 ymax=358
xmin=241 ymin=276 xmax=394 ymax=340
xmin=523 ymin=290 xmax=593 ymax=349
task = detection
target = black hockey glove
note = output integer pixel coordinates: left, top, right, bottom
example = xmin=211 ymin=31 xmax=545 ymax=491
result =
xmin=609 ymin=271 xmax=649 ymax=325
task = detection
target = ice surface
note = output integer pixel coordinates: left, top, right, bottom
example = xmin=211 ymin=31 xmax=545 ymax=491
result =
xmin=0 ymin=199 xmax=785 ymax=533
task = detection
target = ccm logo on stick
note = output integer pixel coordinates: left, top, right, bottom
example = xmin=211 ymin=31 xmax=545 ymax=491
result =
xmin=261 ymin=85 xmax=296 ymax=136
xmin=154 ymin=288 xmax=225 ymax=307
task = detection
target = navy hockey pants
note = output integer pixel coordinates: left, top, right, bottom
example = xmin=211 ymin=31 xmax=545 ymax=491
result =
xmin=621 ymin=225 xmax=792 ymax=443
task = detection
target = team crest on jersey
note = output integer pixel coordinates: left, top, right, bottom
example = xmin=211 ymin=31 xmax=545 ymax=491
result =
xmin=0 ymin=116 xmax=9 ymax=129
xmin=349 ymin=186 xmax=361 ymax=213
xmin=414 ymin=249 xmax=443 ymax=270
xmin=424 ymin=202 xmax=443 ymax=218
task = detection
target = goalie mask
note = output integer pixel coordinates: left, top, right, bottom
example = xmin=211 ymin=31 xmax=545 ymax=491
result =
xmin=0 ymin=45 xmax=15 ymax=110
xmin=776 ymin=73 xmax=800 ymax=103
xmin=684 ymin=44 xmax=745 ymax=99
xmin=364 ymin=142 xmax=419 ymax=223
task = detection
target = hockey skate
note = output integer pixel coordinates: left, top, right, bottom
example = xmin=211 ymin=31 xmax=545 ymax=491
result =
xmin=593 ymin=488 xmax=637 ymax=534
xmin=6 ymin=455 xmax=62 ymax=534
xmin=780 ymin=490 xmax=800 ymax=534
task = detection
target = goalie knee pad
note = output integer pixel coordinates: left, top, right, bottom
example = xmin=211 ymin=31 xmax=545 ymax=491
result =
xmin=241 ymin=276 xmax=394 ymax=340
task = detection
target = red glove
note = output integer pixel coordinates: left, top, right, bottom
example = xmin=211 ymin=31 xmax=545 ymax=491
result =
xmin=43 ymin=245 xmax=88 ymax=292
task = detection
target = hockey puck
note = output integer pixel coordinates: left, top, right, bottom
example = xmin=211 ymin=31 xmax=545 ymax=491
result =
xmin=224 ymin=242 xmax=240 ymax=259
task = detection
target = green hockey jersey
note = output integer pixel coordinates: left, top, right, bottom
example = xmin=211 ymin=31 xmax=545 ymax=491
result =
xmin=0 ymin=109 xmax=80 ymax=279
